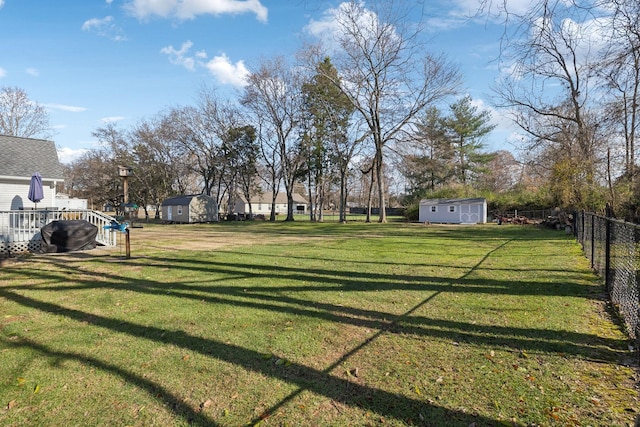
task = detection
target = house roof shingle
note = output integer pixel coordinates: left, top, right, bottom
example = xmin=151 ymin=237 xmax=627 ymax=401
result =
xmin=0 ymin=134 xmax=65 ymax=180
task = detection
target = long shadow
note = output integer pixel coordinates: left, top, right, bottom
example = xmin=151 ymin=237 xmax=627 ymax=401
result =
xmin=1 ymin=242 xmax=625 ymax=362
xmin=1 ymin=232 xmax=629 ymax=425
xmin=6 ymin=252 xmax=595 ymax=300
xmin=0 ymin=288 xmax=501 ymax=426
xmin=214 ymin=221 xmax=572 ymax=241
xmin=0 ymin=335 xmax=219 ymax=426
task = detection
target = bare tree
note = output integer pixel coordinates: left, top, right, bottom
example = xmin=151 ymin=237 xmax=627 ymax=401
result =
xmin=163 ymin=88 xmax=243 ymax=210
xmin=491 ymin=0 xmax=605 ymax=208
xmin=314 ymin=1 xmax=462 ymax=222
xmin=0 ymin=86 xmax=53 ymax=139
xmin=599 ymin=0 xmax=640 ymax=185
xmin=242 ymin=56 xmax=305 ymax=221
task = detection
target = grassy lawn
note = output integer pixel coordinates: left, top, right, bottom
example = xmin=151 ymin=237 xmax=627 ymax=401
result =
xmin=0 ymin=222 xmax=637 ymax=426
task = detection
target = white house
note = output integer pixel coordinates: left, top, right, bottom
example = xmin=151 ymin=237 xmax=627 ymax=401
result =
xmin=419 ymin=198 xmax=487 ymax=224
xmin=234 ymin=192 xmax=308 ymax=217
xmin=0 ymin=135 xmax=65 ymax=210
xmin=161 ymin=194 xmax=219 ymax=223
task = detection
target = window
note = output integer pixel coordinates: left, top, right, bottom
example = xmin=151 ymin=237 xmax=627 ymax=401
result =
xmin=449 ymin=205 xmax=456 ymax=213
xmin=430 ymin=206 xmax=437 ymax=213
xmin=177 ymin=205 xmax=183 ymax=215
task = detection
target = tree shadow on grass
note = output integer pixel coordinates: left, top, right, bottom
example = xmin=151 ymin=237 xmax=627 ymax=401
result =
xmin=0 ymin=289 xmax=502 ymax=427
xmin=2 ymin=239 xmax=626 ymax=364
xmin=0 ymin=335 xmax=219 ymax=426
xmin=0 ymin=233 xmax=631 ymax=425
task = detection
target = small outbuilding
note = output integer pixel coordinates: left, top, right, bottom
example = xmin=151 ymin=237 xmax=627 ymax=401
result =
xmin=161 ymin=194 xmax=218 ymax=223
xmin=419 ymin=198 xmax=487 ymax=224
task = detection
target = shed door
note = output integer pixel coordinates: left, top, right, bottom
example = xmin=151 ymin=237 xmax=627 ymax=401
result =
xmin=167 ymin=206 xmax=173 ymax=221
xmin=460 ymin=204 xmax=480 ymax=223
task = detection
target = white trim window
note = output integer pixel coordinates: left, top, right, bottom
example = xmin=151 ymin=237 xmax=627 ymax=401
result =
xmin=430 ymin=206 xmax=437 ymax=213
xmin=177 ymin=205 xmax=183 ymax=215
xmin=449 ymin=205 xmax=456 ymax=213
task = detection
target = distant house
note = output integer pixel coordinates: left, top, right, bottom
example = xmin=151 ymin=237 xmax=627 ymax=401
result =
xmin=419 ymin=198 xmax=487 ymax=224
xmin=234 ymin=192 xmax=308 ymax=217
xmin=0 ymin=135 xmax=65 ymax=210
xmin=161 ymin=194 xmax=218 ymax=223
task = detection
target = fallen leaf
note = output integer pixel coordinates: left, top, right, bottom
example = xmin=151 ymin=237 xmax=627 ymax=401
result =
xmin=436 ymin=376 xmax=444 ymax=384
xmin=414 ymin=386 xmax=421 ymax=395
xmin=198 ymin=399 xmax=212 ymax=412
xmin=17 ymin=377 xmax=25 ymax=385
xmin=346 ymin=368 xmax=359 ymax=377
xmin=33 ymin=384 xmax=40 ymax=394
xmin=182 ymin=355 xmax=190 ymax=361
xmin=6 ymin=400 xmax=16 ymax=410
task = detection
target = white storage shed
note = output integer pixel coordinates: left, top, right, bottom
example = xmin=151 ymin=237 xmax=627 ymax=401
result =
xmin=419 ymin=198 xmax=487 ymax=224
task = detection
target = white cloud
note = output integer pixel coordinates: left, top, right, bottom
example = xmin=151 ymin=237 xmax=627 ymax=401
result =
xmin=58 ymin=147 xmax=89 ymax=165
xmin=160 ymin=41 xmax=196 ymax=70
xmin=125 ymin=0 xmax=268 ymax=22
xmin=82 ymin=16 xmax=112 ymax=31
xmin=82 ymin=16 xmax=126 ymax=41
xmin=26 ymin=68 xmax=39 ymax=77
xmin=0 ymin=1 xmax=4 ymax=9
xmin=162 ymin=40 xmax=249 ymax=87
xmin=305 ymin=2 xmax=399 ymax=52
xmin=44 ymin=103 xmax=87 ymax=113
xmin=105 ymin=0 xmax=114 ymax=4
xmin=100 ymin=116 xmax=125 ymax=123
xmin=203 ymin=54 xmax=249 ymax=87
xmin=0 ymin=67 xmax=6 ymax=78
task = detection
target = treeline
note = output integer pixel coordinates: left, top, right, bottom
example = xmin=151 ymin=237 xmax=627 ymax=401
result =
xmin=5 ymin=1 xmax=640 ymax=222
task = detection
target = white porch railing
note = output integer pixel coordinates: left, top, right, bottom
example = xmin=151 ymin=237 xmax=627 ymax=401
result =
xmin=0 ymin=209 xmax=119 ymax=257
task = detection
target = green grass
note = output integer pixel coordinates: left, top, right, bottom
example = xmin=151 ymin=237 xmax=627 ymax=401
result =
xmin=0 ymin=222 xmax=637 ymax=426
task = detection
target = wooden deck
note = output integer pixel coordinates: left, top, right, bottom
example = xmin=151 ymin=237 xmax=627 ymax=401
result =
xmin=0 ymin=209 xmax=118 ymax=257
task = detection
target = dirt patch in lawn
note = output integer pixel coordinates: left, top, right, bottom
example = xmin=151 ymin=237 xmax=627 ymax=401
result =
xmin=36 ymin=224 xmax=314 ymax=261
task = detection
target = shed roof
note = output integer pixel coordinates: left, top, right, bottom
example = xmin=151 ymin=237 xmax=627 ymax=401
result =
xmin=420 ymin=197 xmax=486 ymax=205
xmin=162 ymin=194 xmax=214 ymax=206
xmin=0 ymin=134 xmax=64 ymax=180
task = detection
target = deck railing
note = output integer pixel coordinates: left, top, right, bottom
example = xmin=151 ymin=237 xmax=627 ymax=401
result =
xmin=0 ymin=209 xmax=118 ymax=257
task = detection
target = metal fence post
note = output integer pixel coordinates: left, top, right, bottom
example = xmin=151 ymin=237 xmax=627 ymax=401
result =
xmin=605 ymin=209 xmax=612 ymax=292
xmin=590 ymin=213 xmax=595 ymax=270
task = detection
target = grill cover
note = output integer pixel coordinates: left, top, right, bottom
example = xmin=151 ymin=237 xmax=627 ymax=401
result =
xmin=40 ymin=220 xmax=98 ymax=253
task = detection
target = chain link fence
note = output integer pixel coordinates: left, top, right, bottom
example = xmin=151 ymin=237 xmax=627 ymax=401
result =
xmin=575 ymin=211 xmax=640 ymax=345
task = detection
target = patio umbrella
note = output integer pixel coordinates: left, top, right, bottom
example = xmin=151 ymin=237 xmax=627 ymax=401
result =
xmin=28 ymin=172 xmax=44 ymax=209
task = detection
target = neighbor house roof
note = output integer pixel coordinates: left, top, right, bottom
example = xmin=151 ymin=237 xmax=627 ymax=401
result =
xmin=238 ymin=192 xmax=308 ymax=204
xmin=0 ymin=134 xmax=64 ymax=180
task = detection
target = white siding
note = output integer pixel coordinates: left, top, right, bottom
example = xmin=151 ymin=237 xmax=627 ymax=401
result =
xmin=0 ymin=178 xmax=58 ymax=211
xmin=419 ymin=198 xmax=487 ymax=224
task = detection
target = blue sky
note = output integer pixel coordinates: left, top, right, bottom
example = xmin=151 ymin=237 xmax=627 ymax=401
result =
xmin=0 ymin=0 xmax=526 ymax=163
